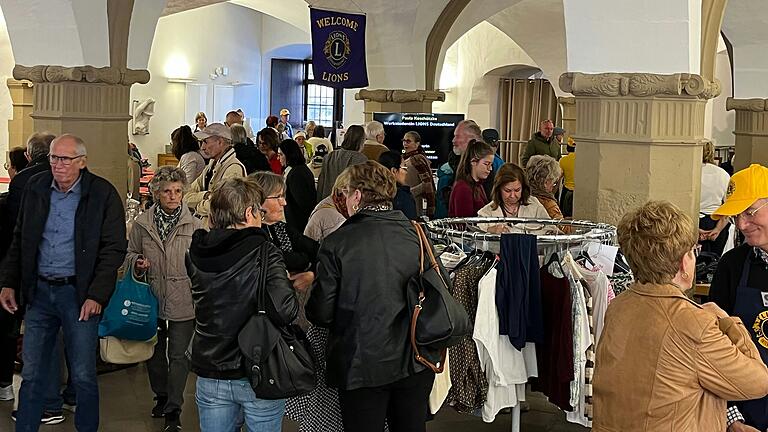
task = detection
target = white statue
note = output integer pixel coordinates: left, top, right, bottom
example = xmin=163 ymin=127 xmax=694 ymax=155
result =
xmin=132 ymin=98 xmax=155 ymax=135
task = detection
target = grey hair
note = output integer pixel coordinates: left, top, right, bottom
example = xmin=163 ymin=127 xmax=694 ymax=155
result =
xmin=249 ymin=171 xmax=286 ymax=196
xmin=27 ymin=132 xmax=56 ymax=160
xmin=209 ymin=177 xmax=265 ymax=229
xmin=148 ymin=166 xmax=188 ymax=197
xmin=526 ymin=155 xmax=562 ymax=188
xmin=230 ymin=124 xmax=247 ymax=145
xmin=364 ymin=121 xmax=385 ymax=140
xmin=51 ymin=134 xmax=87 ymax=156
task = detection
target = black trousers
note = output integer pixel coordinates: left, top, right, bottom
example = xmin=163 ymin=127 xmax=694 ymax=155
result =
xmin=559 ymin=188 xmax=573 ymax=218
xmin=338 ymin=370 xmax=435 ymax=432
xmin=0 ymin=309 xmax=18 ymax=386
xmin=699 ymin=215 xmax=730 ymax=257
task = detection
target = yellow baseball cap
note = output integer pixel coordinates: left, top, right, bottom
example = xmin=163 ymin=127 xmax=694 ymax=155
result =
xmin=712 ymin=164 xmax=768 ymax=219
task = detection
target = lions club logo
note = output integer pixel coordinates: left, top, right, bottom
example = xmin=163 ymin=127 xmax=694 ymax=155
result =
xmin=727 ymin=180 xmax=736 ymax=198
xmin=324 ymin=31 xmax=351 ymax=69
xmin=753 ymin=311 xmax=768 ymax=349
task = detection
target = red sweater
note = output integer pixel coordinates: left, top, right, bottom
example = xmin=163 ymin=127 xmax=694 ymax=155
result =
xmin=448 ymin=179 xmax=488 ymax=217
xmin=268 ymin=154 xmax=283 ymax=175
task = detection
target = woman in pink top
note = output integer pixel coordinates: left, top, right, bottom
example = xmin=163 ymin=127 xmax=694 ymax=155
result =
xmin=449 ymin=140 xmax=494 ymax=217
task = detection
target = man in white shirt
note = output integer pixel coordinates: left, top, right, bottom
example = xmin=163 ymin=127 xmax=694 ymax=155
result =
xmin=699 ymin=140 xmax=732 ymax=256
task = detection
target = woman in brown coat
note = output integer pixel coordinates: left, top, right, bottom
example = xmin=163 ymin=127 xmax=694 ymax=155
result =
xmin=593 ymin=201 xmax=768 ymax=432
xmin=126 ymin=166 xmax=205 ymax=430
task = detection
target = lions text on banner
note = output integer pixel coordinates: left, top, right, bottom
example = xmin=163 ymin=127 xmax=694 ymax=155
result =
xmin=310 ymin=7 xmax=369 ymax=88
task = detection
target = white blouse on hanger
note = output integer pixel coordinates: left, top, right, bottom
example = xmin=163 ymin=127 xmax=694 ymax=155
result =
xmin=473 ymin=268 xmax=538 ymax=424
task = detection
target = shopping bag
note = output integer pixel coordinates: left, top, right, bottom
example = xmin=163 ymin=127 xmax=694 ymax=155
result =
xmin=99 ymin=335 xmax=157 ymax=364
xmin=98 ymin=265 xmax=158 ymax=341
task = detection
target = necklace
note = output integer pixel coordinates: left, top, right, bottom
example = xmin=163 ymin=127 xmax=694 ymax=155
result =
xmin=503 ymin=203 xmax=520 ymax=217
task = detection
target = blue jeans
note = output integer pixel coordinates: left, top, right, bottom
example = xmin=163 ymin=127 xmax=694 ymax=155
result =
xmin=44 ymin=334 xmax=76 ymax=412
xmin=196 ymin=377 xmax=284 ymax=432
xmin=16 ymin=282 xmax=99 ymax=432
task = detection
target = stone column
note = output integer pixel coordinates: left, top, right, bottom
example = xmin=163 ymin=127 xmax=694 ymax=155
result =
xmin=558 ymin=96 xmax=576 ymax=139
xmin=13 ymin=65 xmax=149 ymax=199
xmin=560 ymin=72 xmax=720 ymax=224
xmin=7 ymin=79 xmax=34 ymax=152
xmin=355 ymin=89 xmax=446 ymax=122
xmin=726 ymin=98 xmax=768 ymax=172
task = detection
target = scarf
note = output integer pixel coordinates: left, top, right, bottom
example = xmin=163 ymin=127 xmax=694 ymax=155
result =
xmin=154 ymin=206 xmax=182 ymax=242
xmin=268 ymin=221 xmax=294 ymax=253
xmin=531 ymin=184 xmax=556 ymax=202
xmin=359 ymin=204 xmax=393 ymax=212
xmin=755 ymin=247 xmax=768 ymax=265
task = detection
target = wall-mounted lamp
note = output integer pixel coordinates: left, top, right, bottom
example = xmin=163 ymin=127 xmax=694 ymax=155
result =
xmin=167 ymin=77 xmax=197 ymax=83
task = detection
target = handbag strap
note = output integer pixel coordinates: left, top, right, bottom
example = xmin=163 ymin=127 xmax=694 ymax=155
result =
xmin=408 ymin=221 xmax=447 ymax=374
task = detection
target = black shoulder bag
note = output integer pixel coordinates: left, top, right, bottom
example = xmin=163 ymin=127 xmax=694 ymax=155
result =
xmin=237 ymin=244 xmax=316 ymax=399
xmin=407 ymin=221 xmax=470 ymax=373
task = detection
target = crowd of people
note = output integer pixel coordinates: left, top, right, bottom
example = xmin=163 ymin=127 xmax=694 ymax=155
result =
xmin=1 ymin=106 xmax=767 ymax=432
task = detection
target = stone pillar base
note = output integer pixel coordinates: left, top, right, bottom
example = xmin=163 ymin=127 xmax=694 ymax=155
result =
xmin=560 ymin=72 xmax=720 ymax=224
xmin=726 ymin=98 xmax=768 ymax=171
xmin=355 ymin=89 xmax=446 ymax=122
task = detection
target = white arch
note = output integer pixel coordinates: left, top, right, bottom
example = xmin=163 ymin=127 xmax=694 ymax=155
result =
xmin=722 ymin=0 xmax=768 ymax=97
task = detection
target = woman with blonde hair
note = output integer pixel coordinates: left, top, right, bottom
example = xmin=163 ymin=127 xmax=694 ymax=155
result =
xmin=308 ymin=161 xmax=437 ymax=431
xmin=699 ymin=139 xmax=731 ymax=256
xmin=593 ymin=201 xmax=768 ymax=432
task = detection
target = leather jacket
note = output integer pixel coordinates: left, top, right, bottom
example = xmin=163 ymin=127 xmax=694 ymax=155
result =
xmin=307 ymin=209 xmax=428 ymax=390
xmin=186 ymin=228 xmax=298 ymax=380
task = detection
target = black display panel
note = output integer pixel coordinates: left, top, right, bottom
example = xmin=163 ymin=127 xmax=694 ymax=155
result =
xmin=373 ymin=112 xmax=465 ymax=169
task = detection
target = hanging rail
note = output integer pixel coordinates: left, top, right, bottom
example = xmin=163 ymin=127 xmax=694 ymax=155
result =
xmin=425 ymin=217 xmax=616 ymax=246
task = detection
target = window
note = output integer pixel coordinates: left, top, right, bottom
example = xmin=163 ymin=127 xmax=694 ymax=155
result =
xmin=305 ymin=64 xmax=337 ymax=127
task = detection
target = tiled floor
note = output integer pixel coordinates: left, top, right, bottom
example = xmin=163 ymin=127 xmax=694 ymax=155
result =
xmin=0 ymin=365 xmax=589 ymax=431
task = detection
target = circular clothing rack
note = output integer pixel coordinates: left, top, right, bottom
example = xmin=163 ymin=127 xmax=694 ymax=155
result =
xmin=425 ymin=217 xmax=617 ymax=246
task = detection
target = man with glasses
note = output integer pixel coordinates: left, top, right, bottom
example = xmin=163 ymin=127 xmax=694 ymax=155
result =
xmin=184 ymin=123 xmax=246 ymax=227
xmin=710 ymin=164 xmax=768 ymax=432
xmin=0 ymin=134 xmax=126 ymax=432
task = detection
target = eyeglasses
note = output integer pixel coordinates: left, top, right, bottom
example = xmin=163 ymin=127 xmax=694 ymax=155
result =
xmin=400 ymin=166 xmax=408 ymax=171
xmin=728 ymin=201 xmax=768 ymax=225
xmin=265 ymin=194 xmax=286 ymax=200
xmin=3 ymin=162 xmax=8 ymax=171
xmin=402 ymin=139 xmax=413 ymax=143
xmin=49 ymin=154 xmax=84 ymax=166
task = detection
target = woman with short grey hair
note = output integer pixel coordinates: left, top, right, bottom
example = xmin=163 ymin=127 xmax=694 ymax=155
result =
xmin=526 ymin=155 xmax=570 ymax=230
xmin=126 ymin=165 xmax=205 ymax=430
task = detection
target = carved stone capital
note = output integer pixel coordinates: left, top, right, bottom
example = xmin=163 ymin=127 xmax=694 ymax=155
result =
xmin=558 ymin=96 xmax=575 ymax=105
xmin=726 ymin=97 xmax=768 ymax=112
xmin=559 ymin=72 xmax=720 ymax=100
xmin=355 ymin=89 xmax=446 ymax=103
xmin=13 ymin=65 xmax=150 ymax=86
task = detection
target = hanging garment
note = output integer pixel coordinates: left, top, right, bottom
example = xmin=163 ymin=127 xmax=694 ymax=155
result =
xmin=446 ymin=264 xmax=490 ymax=413
xmin=564 ymin=274 xmax=594 ymax=428
xmin=607 ymin=272 xmax=633 ymax=297
xmin=530 ymin=266 xmax=574 ymax=411
xmin=496 ymin=234 xmax=543 ymax=349
xmin=576 ymin=264 xmax=612 ymax=345
xmin=428 ymin=351 xmax=452 ymax=415
xmin=732 ymin=257 xmax=768 ymax=430
xmin=474 ymin=268 xmax=538 ymax=423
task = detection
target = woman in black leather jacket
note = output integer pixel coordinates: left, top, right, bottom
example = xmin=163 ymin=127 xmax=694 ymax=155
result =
xmin=186 ymin=177 xmax=298 ymax=432
xmin=307 ymin=161 xmax=435 ymax=432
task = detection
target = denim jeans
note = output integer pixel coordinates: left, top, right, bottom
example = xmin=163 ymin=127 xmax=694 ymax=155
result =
xmin=43 ymin=333 xmax=76 ymax=412
xmin=16 ymin=282 xmax=99 ymax=432
xmin=196 ymin=377 xmax=284 ymax=432
xmin=146 ymin=319 xmax=194 ymax=414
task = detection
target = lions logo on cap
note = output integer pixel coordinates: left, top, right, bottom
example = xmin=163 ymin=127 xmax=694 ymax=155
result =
xmin=324 ymin=31 xmax=351 ymax=69
xmin=727 ymin=180 xmax=736 ymax=198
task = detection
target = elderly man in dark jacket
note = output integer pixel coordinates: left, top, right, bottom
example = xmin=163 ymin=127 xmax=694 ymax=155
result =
xmin=0 ymin=134 xmax=126 ymax=432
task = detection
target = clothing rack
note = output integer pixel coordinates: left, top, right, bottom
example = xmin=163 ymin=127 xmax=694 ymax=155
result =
xmin=427 ymin=217 xmax=619 ymax=431
xmin=426 ymin=217 xmax=616 ymax=253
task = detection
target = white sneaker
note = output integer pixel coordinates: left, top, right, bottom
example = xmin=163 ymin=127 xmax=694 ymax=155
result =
xmin=0 ymin=385 xmax=13 ymax=401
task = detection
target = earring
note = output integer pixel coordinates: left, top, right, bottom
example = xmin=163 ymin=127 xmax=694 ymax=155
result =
xmin=352 ymin=204 xmax=359 ymax=212
xmin=682 ymin=271 xmax=690 ymax=281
